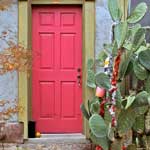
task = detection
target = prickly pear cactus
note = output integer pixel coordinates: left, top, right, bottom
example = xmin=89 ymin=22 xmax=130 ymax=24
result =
xmin=145 ymin=109 xmax=150 ymax=135
xmin=81 ymin=0 xmax=150 ymax=150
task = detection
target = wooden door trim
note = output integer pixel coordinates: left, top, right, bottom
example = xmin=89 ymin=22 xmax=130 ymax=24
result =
xmin=32 ymin=0 xmax=83 ymax=5
xmin=18 ymin=0 xmax=95 ymax=138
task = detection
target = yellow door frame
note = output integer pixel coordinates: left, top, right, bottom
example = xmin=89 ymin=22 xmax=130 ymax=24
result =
xmin=18 ymin=0 xmax=128 ymax=139
xmin=18 ymin=0 xmax=95 ymax=139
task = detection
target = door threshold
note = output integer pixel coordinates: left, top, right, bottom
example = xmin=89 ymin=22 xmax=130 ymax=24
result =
xmin=27 ymin=133 xmax=89 ymax=144
xmin=41 ymin=133 xmax=85 ymax=138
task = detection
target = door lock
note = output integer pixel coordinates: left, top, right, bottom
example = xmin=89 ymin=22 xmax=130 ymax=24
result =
xmin=77 ymin=68 xmax=81 ymax=87
xmin=77 ymin=68 xmax=81 ymax=72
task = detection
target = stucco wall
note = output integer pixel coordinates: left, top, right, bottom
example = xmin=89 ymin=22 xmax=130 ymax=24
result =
xmin=0 ymin=0 xmax=18 ymax=121
xmin=0 ymin=0 xmax=112 ymax=121
xmin=95 ymin=0 xmax=113 ymax=59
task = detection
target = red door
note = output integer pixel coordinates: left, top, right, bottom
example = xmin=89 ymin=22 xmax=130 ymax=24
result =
xmin=32 ymin=6 xmax=82 ymax=133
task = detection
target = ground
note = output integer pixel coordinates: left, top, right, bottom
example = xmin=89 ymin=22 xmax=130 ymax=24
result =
xmin=0 ymin=134 xmax=92 ymax=150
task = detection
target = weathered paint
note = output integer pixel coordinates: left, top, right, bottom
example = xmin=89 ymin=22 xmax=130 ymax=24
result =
xmin=0 ymin=0 xmax=18 ymax=121
xmin=18 ymin=1 xmax=29 ymax=139
xmin=82 ymin=1 xmax=95 ymax=138
xmin=0 ymin=0 xmax=16 ymax=11
xmin=95 ymin=0 xmax=113 ymax=60
xmin=0 ymin=0 xmax=17 ymax=50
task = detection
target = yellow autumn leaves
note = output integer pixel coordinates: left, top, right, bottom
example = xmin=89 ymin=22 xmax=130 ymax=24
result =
xmin=0 ymin=45 xmax=32 ymax=75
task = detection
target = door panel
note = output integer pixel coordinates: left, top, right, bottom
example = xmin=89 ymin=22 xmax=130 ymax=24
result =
xmin=60 ymin=34 xmax=75 ymax=69
xmin=39 ymin=81 xmax=55 ymax=118
xmin=39 ymin=33 xmax=54 ymax=69
xmin=32 ymin=6 xmax=82 ymax=133
xmin=61 ymin=81 xmax=76 ymax=118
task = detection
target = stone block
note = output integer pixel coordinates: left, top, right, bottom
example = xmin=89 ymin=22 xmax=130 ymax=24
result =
xmin=0 ymin=122 xmax=24 ymax=144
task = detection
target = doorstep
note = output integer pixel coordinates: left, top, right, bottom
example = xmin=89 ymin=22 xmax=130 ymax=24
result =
xmin=28 ymin=133 xmax=89 ymax=144
xmin=0 ymin=134 xmax=93 ymax=150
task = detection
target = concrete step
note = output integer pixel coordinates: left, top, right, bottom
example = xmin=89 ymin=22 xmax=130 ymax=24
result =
xmin=28 ymin=133 xmax=89 ymax=144
xmin=0 ymin=134 xmax=93 ymax=150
